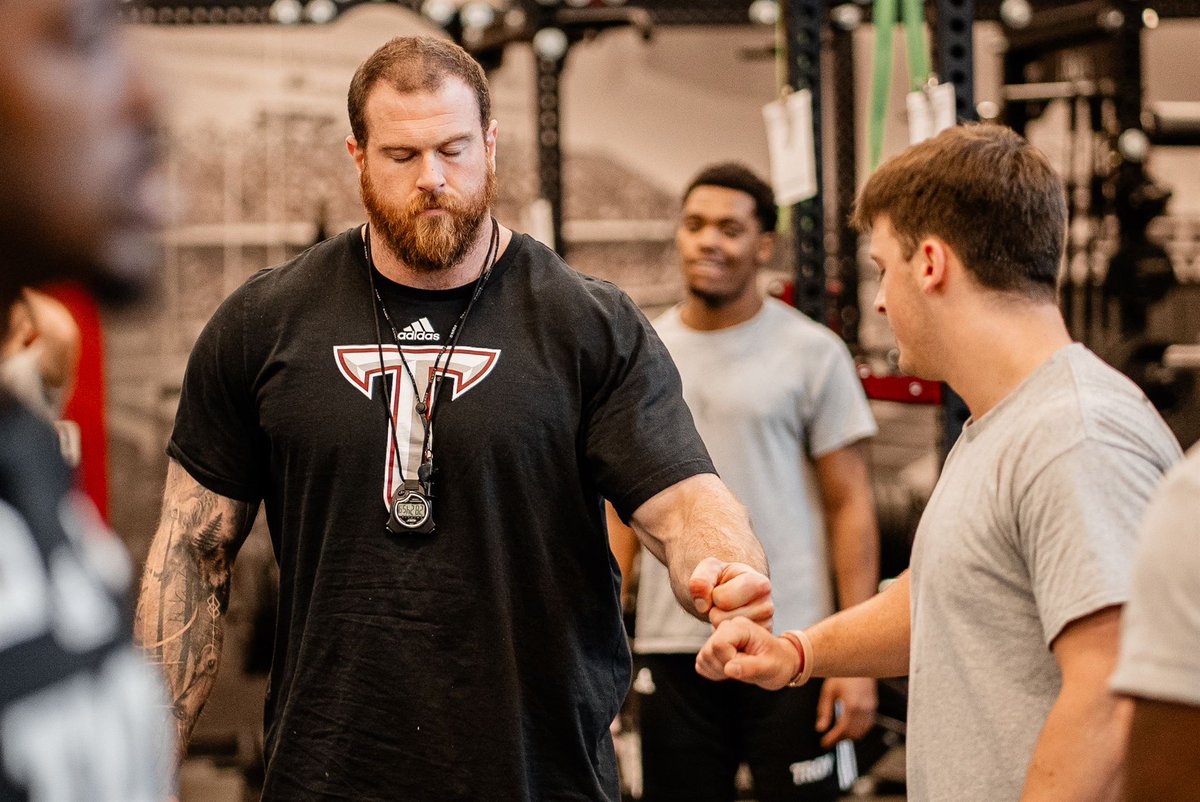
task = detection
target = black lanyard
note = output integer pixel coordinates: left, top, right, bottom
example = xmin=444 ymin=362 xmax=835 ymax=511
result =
xmin=365 ymin=218 xmax=499 ymax=494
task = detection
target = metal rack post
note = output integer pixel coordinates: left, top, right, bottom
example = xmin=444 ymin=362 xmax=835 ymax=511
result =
xmin=784 ymin=0 xmax=827 ymax=324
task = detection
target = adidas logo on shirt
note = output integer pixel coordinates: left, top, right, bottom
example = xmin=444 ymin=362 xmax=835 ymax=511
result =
xmin=397 ymin=317 xmax=441 ymax=342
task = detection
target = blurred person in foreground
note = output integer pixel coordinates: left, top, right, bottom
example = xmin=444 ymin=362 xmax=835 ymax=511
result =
xmin=1110 ymin=442 xmax=1200 ymax=802
xmin=0 ymin=0 xmax=172 ymax=800
xmin=696 ymin=125 xmax=1182 ymax=801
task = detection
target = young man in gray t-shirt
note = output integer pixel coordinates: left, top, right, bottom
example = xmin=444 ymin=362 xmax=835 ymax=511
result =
xmin=694 ymin=125 xmax=1182 ymax=801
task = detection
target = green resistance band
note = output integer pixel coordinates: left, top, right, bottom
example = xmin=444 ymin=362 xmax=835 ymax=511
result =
xmin=902 ymin=0 xmax=931 ymax=94
xmin=869 ymin=0 xmax=898 ymax=170
xmin=869 ymin=0 xmax=933 ymax=169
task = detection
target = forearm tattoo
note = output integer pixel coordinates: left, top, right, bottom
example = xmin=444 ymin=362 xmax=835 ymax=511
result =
xmin=134 ymin=462 xmax=255 ymax=753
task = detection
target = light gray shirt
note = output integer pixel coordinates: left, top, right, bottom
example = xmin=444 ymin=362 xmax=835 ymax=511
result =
xmin=634 ymin=299 xmax=876 ymax=653
xmin=1111 ymin=443 xmax=1200 ymax=706
xmin=907 ymin=344 xmax=1181 ymax=802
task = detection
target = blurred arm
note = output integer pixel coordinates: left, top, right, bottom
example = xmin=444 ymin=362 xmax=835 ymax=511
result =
xmin=815 ymin=442 xmax=879 ymax=610
xmin=813 ymin=441 xmax=880 ymax=743
xmin=1123 ymin=698 xmax=1200 ymax=801
xmin=606 ymin=501 xmax=640 ymax=611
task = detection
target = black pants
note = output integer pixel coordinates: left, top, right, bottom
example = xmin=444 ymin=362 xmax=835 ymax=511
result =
xmin=634 ymin=654 xmax=842 ymax=802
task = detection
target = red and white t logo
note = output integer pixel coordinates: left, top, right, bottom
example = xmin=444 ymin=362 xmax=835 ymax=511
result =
xmin=334 ymin=345 xmax=501 ymax=506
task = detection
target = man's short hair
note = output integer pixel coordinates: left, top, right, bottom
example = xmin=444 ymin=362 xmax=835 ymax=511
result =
xmin=683 ymin=163 xmax=778 ymax=234
xmin=348 ymin=35 xmax=491 ymax=147
xmin=851 ymin=124 xmax=1066 ymax=301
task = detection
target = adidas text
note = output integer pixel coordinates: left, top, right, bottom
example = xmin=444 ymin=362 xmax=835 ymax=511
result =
xmin=397 ymin=318 xmax=441 ymax=342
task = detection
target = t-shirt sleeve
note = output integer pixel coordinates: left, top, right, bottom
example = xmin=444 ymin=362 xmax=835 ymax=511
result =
xmin=1110 ymin=453 xmax=1200 ymax=705
xmin=166 ymin=285 xmax=265 ymax=503
xmin=582 ymin=292 xmax=714 ymax=521
xmin=1017 ymin=437 xmax=1165 ymax=647
xmin=803 ymin=337 xmax=877 ymax=458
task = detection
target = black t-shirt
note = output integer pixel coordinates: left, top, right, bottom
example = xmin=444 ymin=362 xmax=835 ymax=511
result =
xmin=169 ymin=228 xmax=713 ymax=801
xmin=0 ymin=395 xmax=170 ymax=801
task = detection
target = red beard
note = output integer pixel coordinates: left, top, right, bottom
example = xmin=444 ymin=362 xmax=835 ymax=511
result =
xmin=360 ymin=160 xmax=496 ymax=273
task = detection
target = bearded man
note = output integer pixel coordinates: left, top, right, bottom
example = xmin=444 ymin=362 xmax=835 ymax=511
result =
xmin=136 ymin=35 xmax=774 ymax=802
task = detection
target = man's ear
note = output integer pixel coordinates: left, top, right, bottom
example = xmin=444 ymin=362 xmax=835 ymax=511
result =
xmin=916 ymin=237 xmax=951 ymax=293
xmin=755 ymin=232 xmax=776 ymax=266
xmin=485 ymin=119 xmax=498 ymax=170
xmin=347 ymin=135 xmax=365 ymax=174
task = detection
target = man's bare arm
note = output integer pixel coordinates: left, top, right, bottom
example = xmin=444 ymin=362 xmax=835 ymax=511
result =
xmin=815 ymin=443 xmax=879 ymax=610
xmin=795 ymin=569 xmax=911 ymax=679
xmin=813 ymin=442 xmax=880 ymax=744
xmin=134 ymin=459 xmax=257 ymax=759
xmin=628 ymin=473 xmax=771 ymax=627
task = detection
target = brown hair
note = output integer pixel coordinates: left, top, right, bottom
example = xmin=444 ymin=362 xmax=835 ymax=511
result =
xmin=851 ymin=124 xmax=1066 ymax=301
xmin=348 ymin=36 xmax=491 ymax=148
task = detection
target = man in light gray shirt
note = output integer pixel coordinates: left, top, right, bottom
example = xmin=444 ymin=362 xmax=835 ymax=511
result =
xmin=610 ymin=164 xmax=878 ymax=801
xmin=694 ymin=125 xmax=1182 ymax=801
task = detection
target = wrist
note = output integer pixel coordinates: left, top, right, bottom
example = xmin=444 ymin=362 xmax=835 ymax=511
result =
xmin=779 ymin=630 xmax=814 ymax=687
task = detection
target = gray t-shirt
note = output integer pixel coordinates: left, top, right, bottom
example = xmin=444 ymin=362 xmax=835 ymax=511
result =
xmin=634 ymin=299 xmax=877 ymax=653
xmin=907 ymin=344 xmax=1181 ymax=802
xmin=1111 ymin=443 xmax=1200 ymax=706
